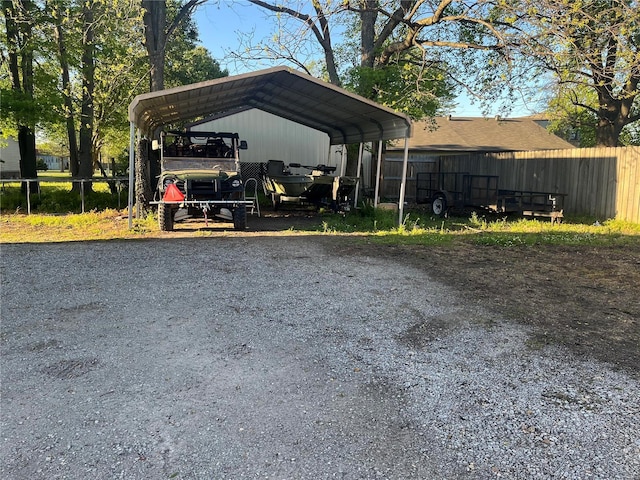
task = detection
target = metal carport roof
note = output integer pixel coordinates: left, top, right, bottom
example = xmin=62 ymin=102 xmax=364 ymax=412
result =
xmin=128 ymin=66 xmax=411 ymax=144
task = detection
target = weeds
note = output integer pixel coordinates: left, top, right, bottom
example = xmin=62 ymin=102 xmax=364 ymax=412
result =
xmin=1 ymin=203 xmax=638 ymax=245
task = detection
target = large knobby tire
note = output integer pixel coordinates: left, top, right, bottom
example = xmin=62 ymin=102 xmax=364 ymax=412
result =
xmin=431 ymin=194 xmax=447 ymax=217
xmin=158 ymin=203 xmax=174 ymax=231
xmin=233 ymin=204 xmax=247 ymax=230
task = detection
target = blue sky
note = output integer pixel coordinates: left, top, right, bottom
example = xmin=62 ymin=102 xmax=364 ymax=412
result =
xmin=193 ymin=3 xmax=542 ymax=117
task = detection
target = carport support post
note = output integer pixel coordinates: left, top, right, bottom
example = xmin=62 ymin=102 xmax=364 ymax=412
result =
xmin=398 ymin=136 xmax=410 ymax=225
xmin=353 ymin=142 xmax=364 ymax=208
xmin=374 ymin=140 xmax=382 ymax=208
xmin=127 ymin=122 xmax=135 ymax=229
xmin=340 ymin=145 xmax=347 ymax=177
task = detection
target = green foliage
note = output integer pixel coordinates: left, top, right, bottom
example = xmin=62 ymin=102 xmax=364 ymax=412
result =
xmin=512 ymin=0 xmax=640 ymax=145
xmin=3 ymin=0 xmax=226 ymax=171
xmin=166 ymin=46 xmax=228 ymax=86
xmin=0 ymin=183 xmax=126 ymax=213
xmin=544 ymin=82 xmax=597 ymax=147
xmin=345 ymin=57 xmax=454 ymax=119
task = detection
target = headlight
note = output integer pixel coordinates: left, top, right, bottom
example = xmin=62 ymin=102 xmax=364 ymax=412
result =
xmin=231 ymin=179 xmax=241 ymax=188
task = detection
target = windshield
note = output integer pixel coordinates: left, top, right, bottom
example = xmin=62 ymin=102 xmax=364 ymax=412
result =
xmin=163 ymin=134 xmax=236 ymax=159
xmin=161 ymin=158 xmax=238 ymax=174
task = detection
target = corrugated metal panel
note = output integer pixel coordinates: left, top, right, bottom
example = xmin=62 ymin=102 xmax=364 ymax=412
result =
xmin=0 ymin=138 xmax=21 ymax=178
xmin=128 ymin=67 xmax=411 ymax=144
xmin=189 ymin=109 xmax=330 ymax=165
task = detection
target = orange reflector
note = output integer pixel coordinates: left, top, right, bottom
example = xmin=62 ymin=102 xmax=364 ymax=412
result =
xmin=163 ymin=183 xmax=185 ymax=202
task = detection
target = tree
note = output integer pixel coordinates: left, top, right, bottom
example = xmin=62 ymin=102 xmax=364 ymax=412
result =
xmin=238 ymin=0 xmax=512 ymax=118
xmin=502 ymin=0 xmax=639 ymax=146
xmin=41 ymin=0 xmax=149 ymax=192
xmin=2 ymin=0 xmax=38 ymax=181
xmin=546 ymin=83 xmax=598 ymax=147
xmin=138 ymin=0 xmax=212 ymax=209
xmin=49 ymin=0 xmax=80 ymax=178
xmin=78 ymin=0 xmax=95 ymax=188
xmin=141 ymin=0 xmax=205 ymax=91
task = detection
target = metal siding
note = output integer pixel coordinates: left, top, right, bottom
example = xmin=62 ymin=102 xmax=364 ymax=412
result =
xmin=190 ymin=109 xmax=330 ymax=165
xmin=0 ymin=138 xmax=21 ymax=178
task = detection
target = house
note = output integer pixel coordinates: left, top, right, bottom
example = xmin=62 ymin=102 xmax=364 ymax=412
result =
xmin=388 ymin=116 xmax=575 ymax=158
xmin=0 ymin=137 xmax=21 ymax=178
xmin=36 ymin=153 xmax=69 ymax=171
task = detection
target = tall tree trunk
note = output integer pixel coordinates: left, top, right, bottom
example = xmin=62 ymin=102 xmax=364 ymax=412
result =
xmin=52 ymin=3 xmax=80 ymax=178
xmin=78 ymin=0 xmax=95 ymax=192
xmin=142 ymin=0 xmax=166 ymax=91
xmin=17 ymin=126 xmax=37 ymax=179
xmin=135 ymin=138 xmax=152 ymax=209
xmin=138 ymin=0 xmax=167 ymax=212
xmin=3 ymin=0 xmax=38 ymax=185
xmin=596 ymin=117 xmax=622 ymax=147
xmin=360 ymin=0 xmax=377 ymax=69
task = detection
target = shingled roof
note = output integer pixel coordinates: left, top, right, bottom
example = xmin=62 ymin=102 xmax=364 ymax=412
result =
xmin=390 ymin=116 xmax=574 ymax=153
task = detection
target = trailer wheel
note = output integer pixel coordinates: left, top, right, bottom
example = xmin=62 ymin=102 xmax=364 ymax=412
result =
xmin=158 ymin=203 xmax=174 ymax=231
xmin=233 ymin=204 xmax=247 ymax=230
xmin=431 ymin=194 xmax=447 ymax=217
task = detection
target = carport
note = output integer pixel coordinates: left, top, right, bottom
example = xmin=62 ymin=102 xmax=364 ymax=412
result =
xmin=127 ymin=66 xmax=412 ymax=227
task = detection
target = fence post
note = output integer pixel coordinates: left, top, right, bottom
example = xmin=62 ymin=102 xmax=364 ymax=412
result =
xmin=80 ymin=180 xmax=85 ymax=213
xmin=26 ymin=179 xmax=31 ymax=215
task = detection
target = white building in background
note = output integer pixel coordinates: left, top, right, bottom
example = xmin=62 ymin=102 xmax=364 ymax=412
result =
xmin=187 ymin=107 xmax=372 ymax=185
xmin=0 ymin=138 xmax=21 ymax=178
xmin=37 ymin=154 xmax=68 ymax=171
xmin=188 ymin=106 xmax=332 ymax=166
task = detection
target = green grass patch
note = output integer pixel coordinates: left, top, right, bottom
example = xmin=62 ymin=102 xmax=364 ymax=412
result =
xmin=1 ymin=180 xmax=126 ymax=213
xmin=1 ymin=203 xmax=639 ymax=246
xmin=0 ymin=209 xmax=155 ymax=243
xmin=316 ymin=207 xmax=640 ymax=248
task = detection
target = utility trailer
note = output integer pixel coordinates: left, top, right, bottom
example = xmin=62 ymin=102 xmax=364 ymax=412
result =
xmin=416 ymin=172 xmax=566 ymax=222
xmin=151 ymin=130 xmax=253 ymax=231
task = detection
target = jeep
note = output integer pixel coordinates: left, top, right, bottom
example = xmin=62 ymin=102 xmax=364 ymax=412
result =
xmin=153 ymin=130 xmax=251 ymax=231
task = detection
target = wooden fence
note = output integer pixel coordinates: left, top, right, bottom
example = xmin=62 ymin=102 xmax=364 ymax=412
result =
xmin=381 ymin=146 xmax=639 ymax=222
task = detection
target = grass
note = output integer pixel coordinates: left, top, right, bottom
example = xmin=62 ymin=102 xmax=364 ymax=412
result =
xmin=0 ymin=173 xmax=127 ymax=214
xmin=1 ymin=198 xmax=639 ymax=245
xmin=316 ymin=207 xmax=640 ymax=247
xmin=0 ymin=209 xmax=157 ymax=243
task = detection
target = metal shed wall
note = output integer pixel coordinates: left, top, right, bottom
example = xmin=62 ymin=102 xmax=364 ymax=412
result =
xmin=0 ymin=138 xmax=21 ymax=178
xmin=190 ymin=109 xmax=331 ymax=166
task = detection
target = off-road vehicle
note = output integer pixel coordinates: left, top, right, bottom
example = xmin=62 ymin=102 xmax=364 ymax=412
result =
xmin=153 ymin=130 xmax=251 ymax=231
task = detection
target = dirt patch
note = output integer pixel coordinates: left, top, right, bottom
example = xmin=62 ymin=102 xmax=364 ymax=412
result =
xmin=171 ymin=210 xmax=640 ymax=377
xmin=333 ymin=239 xmax=640 ymax=378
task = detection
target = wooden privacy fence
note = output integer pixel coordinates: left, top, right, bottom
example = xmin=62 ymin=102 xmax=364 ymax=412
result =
xmin=381 ymin=147 xmax=639 ymax=222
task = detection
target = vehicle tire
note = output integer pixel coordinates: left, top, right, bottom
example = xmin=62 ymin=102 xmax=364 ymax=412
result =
xmin=158 ymin=203 xmax=174 ymax=231
xmin=431 ymin=194 xmax=447 ymax=217
xmin=233 ymin=204 xmax=247 ymax=230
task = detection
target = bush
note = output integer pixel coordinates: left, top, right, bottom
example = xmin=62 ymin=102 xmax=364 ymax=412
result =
xmin=0 ymin=184 xmax=126 ymax=213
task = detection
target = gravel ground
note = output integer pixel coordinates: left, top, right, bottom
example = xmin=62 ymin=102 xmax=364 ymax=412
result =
xmin=1 ymin=237 xmax=639 ymax=479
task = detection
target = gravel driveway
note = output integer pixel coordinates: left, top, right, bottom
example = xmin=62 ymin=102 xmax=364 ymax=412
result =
xmin=1 ymin=237 xmax=638 ymax=479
